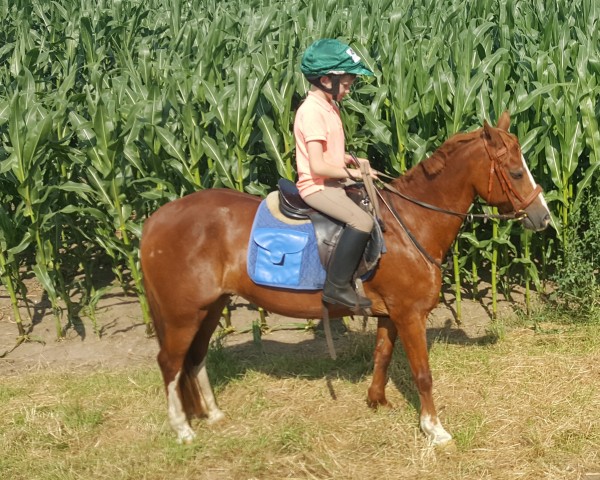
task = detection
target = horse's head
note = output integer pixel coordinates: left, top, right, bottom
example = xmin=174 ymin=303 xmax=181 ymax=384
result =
xmin=478 ymin=112 xmax=551 ymax=231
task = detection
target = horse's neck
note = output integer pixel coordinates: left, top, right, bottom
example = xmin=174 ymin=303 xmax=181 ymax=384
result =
xmin=391 ymin=138 xmax=482 ymax=259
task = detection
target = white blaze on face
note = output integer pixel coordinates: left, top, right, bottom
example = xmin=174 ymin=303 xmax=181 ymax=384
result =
xmin=521 ymin=154 xmax=549 ymax=211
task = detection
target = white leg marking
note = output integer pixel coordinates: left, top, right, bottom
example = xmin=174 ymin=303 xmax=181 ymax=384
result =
xmin=420 ymin=414 xmax=453 ymax=446
xmin=167 ymin=371 xmax=196 ymax=444
xmin=195 ymin=359 xmax=225 ymax=424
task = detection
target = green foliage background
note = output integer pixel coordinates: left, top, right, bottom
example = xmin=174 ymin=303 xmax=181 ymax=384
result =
xmin=0 ymin=0 xmax=598 ymax=333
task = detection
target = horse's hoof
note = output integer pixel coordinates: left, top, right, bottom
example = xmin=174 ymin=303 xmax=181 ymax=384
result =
xmin=420 ymin=414 xmax=452 ymax=446
xmin=434 ymin=438 xmax=457 ymax=453
xmin=429 ymin=432 xmax=453 ymax=447
xmin=176 ymin=429 xmax=197 ymax=445
xmin=367 ymin=397 xmax=393 ymax=410
xmin=206 ymin=410 xmax=226 ymax=425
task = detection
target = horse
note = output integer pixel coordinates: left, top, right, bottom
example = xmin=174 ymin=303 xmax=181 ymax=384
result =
xmin=140 ymin=112 xmax=551 ymax=445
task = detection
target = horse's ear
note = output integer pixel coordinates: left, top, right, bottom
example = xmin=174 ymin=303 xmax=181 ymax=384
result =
xmin=482 ymin=120 xmax=493 ymax=140
xmin=497 ymin=111 xmax=510 ymax=131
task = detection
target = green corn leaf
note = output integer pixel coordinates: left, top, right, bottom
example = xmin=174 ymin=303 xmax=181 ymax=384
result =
xmin=87 ymin=166 xmax=115 ymax=208
xmin=155 ymin=125 xmax=186 ymax=164
xmin=60 ymin=205 xmax=106 ymax=221
xmin=257 ymin=114 xmax=288 ymax=179
xmin=511 ymin=83 xmax=566 ymax=114
xmin=8 ymin=95 xmax=25 ymax=180
xmin=201 ymin=135 xmax=235 ymax=189
xmin=519 ymin=126 xmax=545 ymax=155
xmin=0 ymin=154 xmax=17 ymax=175
xmin=204 ymin=81 xmax=230 ymax=128
xmin=126 ymin=221 xmax=142 ymax=239
xmin=59 ymin=181 xmax=96 ymax=200
xmin=92 ymin=97 xmax=116 ymax=176
xmin=544 ymin=138 xmax=562 ymax=190
xmin=564 ymin=120 xmax=583 ymax=179
xmin=22 ymin=113 xmax=52 ymax=169
xmin=231 ymin=58 xmax=249 ymax=135
xmin=32 ymin=263 xmax=57 ymax=298
xmin=459 ymin=232 xmax=484 ymax=248
xmin=7 ymin=232 xmax=32 ymax=256
xmin=0 ymin=99 xmax=9 ymax=126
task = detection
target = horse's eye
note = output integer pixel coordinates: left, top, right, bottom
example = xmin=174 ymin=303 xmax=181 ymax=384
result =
xmin=510 ymin=170 xmax=524 ymax=180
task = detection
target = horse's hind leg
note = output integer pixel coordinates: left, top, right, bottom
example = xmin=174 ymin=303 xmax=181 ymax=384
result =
xmin=157 ymin=325 xmax=201 ymax=443
xmin=156 ymin=297 xmax=229 ymax=444
xmin=186 ymin=297 xmax=229 ymax=425
xmin=156 ymin=308 xmax=206 ymax=443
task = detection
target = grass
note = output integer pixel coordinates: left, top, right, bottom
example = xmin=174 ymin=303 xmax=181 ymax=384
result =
xmin=1 ymin=321 xmax=599 ymax=480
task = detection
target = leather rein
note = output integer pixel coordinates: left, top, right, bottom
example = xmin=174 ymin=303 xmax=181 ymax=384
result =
xmin=368 ymin=134 xmax=544 ymax=268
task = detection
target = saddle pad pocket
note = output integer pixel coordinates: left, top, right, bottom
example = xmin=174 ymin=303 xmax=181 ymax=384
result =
xmin=252 ymin=228 xmax=308 ymax=286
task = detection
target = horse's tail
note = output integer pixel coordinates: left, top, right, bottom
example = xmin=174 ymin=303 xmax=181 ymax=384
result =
xmin=180 ymin=355 xmax=205 ymax=420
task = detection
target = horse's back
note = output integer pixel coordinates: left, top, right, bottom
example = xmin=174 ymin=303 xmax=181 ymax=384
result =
xmin=141 ymin=188 xmax=261 ymax=307
xmin=142 ymin=188 xmax=259 ymax=241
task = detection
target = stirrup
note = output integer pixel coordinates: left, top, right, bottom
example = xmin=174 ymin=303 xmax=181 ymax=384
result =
xmin=322 ymin=289 xmax=371 ymax=310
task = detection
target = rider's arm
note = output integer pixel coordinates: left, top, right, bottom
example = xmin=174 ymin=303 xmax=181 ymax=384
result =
xmin=307 ymin=140 xmax=364 ymax=179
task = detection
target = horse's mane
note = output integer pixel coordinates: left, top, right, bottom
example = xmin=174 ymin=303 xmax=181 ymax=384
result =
xmin=394 ymin=129 xmax=482 ymax=188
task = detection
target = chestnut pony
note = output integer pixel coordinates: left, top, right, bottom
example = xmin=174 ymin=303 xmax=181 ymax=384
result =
xmin=140 ymin=112 xmax=550 ymax=445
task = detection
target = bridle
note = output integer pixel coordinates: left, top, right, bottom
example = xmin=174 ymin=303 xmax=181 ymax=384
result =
xmin=482 ymin=133 xmax=543 ymax=215
xmin=370 ymin=132 xmax=544 ymax=268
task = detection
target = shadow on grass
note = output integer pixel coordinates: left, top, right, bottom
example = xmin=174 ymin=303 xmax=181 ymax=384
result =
xmin=206 ymin=319 xmax=500 ymax=415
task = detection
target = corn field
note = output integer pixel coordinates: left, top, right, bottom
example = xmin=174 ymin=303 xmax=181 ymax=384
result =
xmin=0 ymin=0 xmax=598 ymax=338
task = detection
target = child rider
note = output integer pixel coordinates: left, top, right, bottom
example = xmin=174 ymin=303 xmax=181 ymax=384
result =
xmin=294 ymin=38 xmax=375 ymax=310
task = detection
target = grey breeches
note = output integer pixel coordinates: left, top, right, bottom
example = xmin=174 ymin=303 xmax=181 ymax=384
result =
xmin=302 ymin=184 xmax=374 ymax=233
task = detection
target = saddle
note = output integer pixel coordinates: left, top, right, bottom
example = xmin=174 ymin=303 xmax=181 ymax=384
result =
xmin=277 ymin=178 xmax=384 ymax=277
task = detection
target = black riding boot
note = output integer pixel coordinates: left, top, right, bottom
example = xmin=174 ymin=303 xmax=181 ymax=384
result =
xmin=322 ymin=226 xmax=372 ymax=309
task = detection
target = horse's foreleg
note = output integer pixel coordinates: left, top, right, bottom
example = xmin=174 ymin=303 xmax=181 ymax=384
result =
xmin=367 ymin=316 xmax=397 ymax=408
xmin=396 ymin=316 xmax=452 ymax=446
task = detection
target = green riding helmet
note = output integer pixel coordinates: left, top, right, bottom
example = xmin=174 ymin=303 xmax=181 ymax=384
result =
xmin=301 ymin=38 xmax=374 ymax=78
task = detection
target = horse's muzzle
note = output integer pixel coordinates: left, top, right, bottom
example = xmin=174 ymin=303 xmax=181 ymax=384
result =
xmin=520 ymin=209 xmax=551 ymax=232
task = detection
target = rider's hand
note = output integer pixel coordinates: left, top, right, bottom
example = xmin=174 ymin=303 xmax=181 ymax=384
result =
xmin=356 ymin=157 xmax=378 ymax=180
xmin=344 ymin=167 xmax=363 ymax=180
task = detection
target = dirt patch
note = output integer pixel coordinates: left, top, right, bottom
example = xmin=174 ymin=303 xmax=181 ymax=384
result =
xmin=0 ymin=279 xmax=522 ymax=375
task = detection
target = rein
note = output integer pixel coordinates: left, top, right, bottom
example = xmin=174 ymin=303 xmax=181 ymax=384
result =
xmin=370 ymin=134 xmax=543 ymax=268
xmin=376 ymin=173 xmax=528 ymax=223
xmin=377 ymin=188 xmax=443 ymax=268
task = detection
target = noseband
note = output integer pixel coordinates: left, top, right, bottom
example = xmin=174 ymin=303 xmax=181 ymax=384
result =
xmin=483 ymin=133 xmax=543 ymax=217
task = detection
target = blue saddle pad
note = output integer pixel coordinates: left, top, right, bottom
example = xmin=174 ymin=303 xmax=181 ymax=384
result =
xmin=247 ymin=200 xmax=326 ymax=290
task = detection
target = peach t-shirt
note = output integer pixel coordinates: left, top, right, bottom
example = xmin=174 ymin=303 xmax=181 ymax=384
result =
xmin=294 ymin=91 xmax=345 ymax=197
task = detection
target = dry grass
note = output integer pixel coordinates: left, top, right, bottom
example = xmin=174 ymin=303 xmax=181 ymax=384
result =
xmin=1 ymin=321 xmax=599 ymax=480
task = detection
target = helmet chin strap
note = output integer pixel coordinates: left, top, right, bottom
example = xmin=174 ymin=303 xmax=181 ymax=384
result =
xmin=307 ymin=75 xmax=342 ymax=101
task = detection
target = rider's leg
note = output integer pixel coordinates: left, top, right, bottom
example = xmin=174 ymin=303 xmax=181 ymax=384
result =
xmin=322 ymin=225 xmax=372 ymax=308
xmin=302 ymin=184 xmax=374 ymax=308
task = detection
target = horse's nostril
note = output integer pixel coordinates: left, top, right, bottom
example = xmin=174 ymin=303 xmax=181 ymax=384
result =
xmin=539 ymin=213 xmax=551 ymax=230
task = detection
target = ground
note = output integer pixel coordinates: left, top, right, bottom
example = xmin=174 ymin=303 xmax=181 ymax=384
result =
xmin=0 ymin=278 xmax=516 ymax=375
xmin=4 ymin=281 xmax=600 ymax=480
